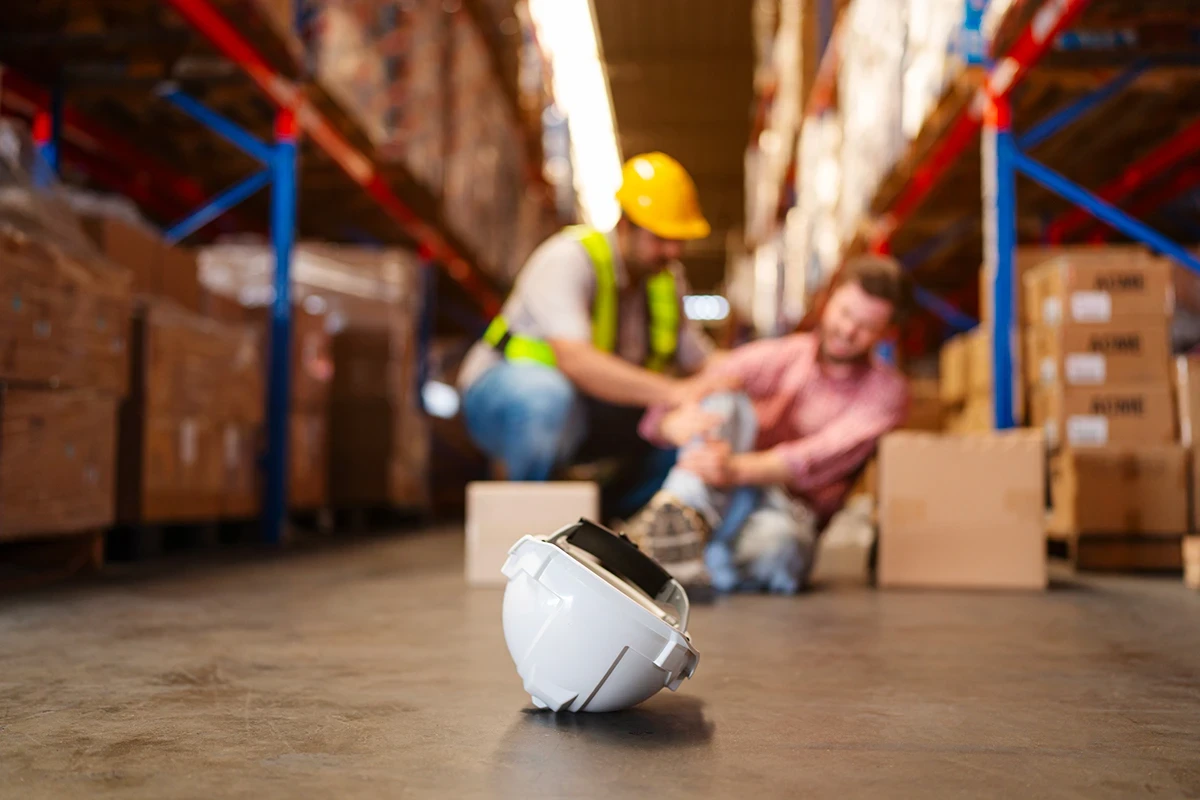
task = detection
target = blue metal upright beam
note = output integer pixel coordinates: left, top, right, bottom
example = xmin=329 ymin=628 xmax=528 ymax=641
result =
xmin=263 ymin=110 xmax=298 ymax=546
xmin=982 ymin=92 xmax=1018 ymax=430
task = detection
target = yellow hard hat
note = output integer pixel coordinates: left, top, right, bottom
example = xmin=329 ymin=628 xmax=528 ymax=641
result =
xmin=615 ymin=152 xmax=711 ymax=241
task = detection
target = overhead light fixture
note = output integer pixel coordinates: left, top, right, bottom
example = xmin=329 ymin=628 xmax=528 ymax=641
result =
xmin=527 ymin=0 xmax=622 ymax=231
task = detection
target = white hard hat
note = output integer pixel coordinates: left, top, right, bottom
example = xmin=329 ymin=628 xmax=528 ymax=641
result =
xmin=500 ymin=518 xmax=701 ymax=713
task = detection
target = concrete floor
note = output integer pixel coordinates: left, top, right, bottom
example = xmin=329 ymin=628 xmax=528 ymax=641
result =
xmin=2 ymin=527 xmax=1200 ymax=799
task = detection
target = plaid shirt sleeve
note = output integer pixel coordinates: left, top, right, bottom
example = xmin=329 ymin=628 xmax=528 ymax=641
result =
xmin=770 ymin=372 xmax=909 ymax=492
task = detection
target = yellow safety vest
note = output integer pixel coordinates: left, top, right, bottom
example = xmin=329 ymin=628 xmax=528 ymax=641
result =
xmin=484 ymin=225 xmax=680 ymax=372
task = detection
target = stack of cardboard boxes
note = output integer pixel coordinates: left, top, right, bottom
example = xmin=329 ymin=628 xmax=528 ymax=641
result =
xmin=81 ymin=214 xmax=269 ymax=526
xmin=1020 ymin=250 xmax=1187 ymax=540
xmin=0 ymin=209 xmax=132 ymax=542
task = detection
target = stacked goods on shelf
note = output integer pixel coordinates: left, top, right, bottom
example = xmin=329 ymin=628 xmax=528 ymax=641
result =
xmin=938 ymin=328 xmax=995 ymax=433
xmin=376 ymin=0 xmax=449 ymax=192
xmin=1019 ymin=249 xmax=1185 ymax=538
xmin=328 ymin=306 xmax=429 ymax=511
xmin=307 ymin=0 xmax=390 ymax=144
xmin=198 ymin=242 xmax=430 ymax=513
xmin=835 ymin=0 xmax=906 ymax=243
xmin=780 ymin=0 xmax=984 ymax=279
xmin=114 ymin=301 xmax=264 ymax=524
xmin=75 ymin=197 xmax=265 ymax=525
xmin=903 ymin=377 xmax=944 ymax=431
xmin=242 ymin=302 xmax=334 ymax=511
xmin=306 ymin=0 xmax=449 ymax=191
xmin=0 ymin=128 xmax=133 ymax=540
xmin=444 ymin=10 xmax=527 ymax=280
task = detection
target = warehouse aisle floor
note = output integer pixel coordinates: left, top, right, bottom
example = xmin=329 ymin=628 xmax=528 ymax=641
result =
xmin=2 ymin=526 xmax=1200 ymax=798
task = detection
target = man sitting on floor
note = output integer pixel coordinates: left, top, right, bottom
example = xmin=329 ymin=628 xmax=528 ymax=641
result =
xmin=624 ymin=254 xmax=911 ymax=594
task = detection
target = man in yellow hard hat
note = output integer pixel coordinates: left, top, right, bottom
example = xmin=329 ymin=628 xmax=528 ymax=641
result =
xmin=458 ymin=152 xmax=733 ymax=522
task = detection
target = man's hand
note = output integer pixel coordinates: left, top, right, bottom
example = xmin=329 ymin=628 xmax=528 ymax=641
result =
xmin=659 ymin=404 xmax=724 ymax=447
xmin=680 ymin=444 xmax=793 ymax=489
xmin=678 ymin=439 xmax=735 ymax=487
xmin=668 ymin=369 xmax=741 ymax=407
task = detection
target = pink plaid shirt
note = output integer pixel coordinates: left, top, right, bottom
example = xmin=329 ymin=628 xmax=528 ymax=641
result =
xmin=640 ymin=333 xmax=909 ymax=517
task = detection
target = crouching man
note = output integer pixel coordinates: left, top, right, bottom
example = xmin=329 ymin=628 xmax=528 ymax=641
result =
xmin=624 ymin=254 xmax=911 ymax=594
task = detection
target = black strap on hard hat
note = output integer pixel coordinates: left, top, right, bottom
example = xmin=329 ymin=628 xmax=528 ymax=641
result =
xmin=560 ymin=518 xmax=673 ymax=600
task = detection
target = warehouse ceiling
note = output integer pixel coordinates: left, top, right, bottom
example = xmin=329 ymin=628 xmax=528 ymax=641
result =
xmin=593 ymin=0 xmax=755 ymax=294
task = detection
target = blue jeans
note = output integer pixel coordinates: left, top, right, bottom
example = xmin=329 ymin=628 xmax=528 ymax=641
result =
xmin=461 ymin=361 xmax=676 ymax=519
xmin=660 ymin=391 xmax=816 ymax=594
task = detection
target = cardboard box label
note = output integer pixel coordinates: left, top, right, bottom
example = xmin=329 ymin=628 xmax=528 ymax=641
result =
xmin=224 ymin=426 xmax=240 ymax=470
xmin=1040 ymin=383 xmax=1175 ymax=449
xmin=1066 ymin=415 xmax=1108 ymax=447
xmin=1070 ymin=291 xmax=1112 ymax=322
xmin=1064 ymin=353 xmax=1106 ymax=384
xmin=180 ymin=419 xmax=197 ymax=466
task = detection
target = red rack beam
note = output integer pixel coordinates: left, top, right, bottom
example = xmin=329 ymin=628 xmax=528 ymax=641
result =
xmin=868 ymin=0 xmax=1095 ymax=252
xmin=1047 ymin=116 xmax=1200 ymax=243
xmin=164 ymin=0 xmax=502 ymax=316
xmin=1086 ymin=161 xmax=1200 ymax=243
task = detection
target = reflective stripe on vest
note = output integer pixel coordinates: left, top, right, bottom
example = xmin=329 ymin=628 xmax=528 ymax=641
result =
xmin=485 ymin=225 xmax=679 ymax=371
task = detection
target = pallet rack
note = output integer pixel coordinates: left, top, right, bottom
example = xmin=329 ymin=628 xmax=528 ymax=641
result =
xmin=0 ymin=0 xmax=547 ymax=545
xmin=778 ymin=0 xmax=1200 ymax=428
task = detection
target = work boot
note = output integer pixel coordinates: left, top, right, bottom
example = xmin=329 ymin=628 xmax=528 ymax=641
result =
xmin=621 ymin=492 xmax=714 ymax=602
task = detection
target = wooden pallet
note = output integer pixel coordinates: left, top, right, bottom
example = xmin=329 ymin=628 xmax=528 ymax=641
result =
xmin=1049 ymin=531 xmax=1185 ymax=573
xmin=0 ymin=530 xmax=105 ymax=594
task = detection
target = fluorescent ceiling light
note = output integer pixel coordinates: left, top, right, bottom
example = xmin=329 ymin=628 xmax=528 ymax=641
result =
xmin=527 ymin=0 xmax=622 ymax=231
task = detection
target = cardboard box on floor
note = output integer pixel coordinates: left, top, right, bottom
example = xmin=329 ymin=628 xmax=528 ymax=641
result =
xmin=877 ymin=430 xmax=1046 ymax=590
xmin=1048 ymin=446 xmax=1189 ymax=536
xmin=464 ymin=482 xmax=599 ymax=587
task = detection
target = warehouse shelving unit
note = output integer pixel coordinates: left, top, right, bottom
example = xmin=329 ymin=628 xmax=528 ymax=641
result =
xmin=0 ymin=0 xmax=543 ymax=546
xmin=782 ymin=0 xmax=1200 ymax=429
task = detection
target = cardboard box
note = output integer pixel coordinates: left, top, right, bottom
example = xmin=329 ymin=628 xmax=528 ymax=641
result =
xmin=877 ymin=430 xmax=1046 ymax=590
xmin=290 ymin=412 xmax=328 ymax=510
xmin=939 ymin=334 xmax=968 ymax=405
xmin=0 ymin=223 xmax=133 ymax=396
xmin=983 ymin=247 xmax=1055 ymax=327
xmin=903 ymin=378 xmax=943 ymax=431
xmin=1174 ymin=356 xmax=1200 ymax=531
xmin=965 ymin=329 xmax=991 ymax=397
xmin=220 ymin=421 xmax=261 ymax=519
xmin=1031 ymin=250 xmax=1172 ymax=325
xmin=118 ymin=413 xmax=224 ymax=523
xmin=1034 ymin=382 xmax=1176 ymax=449
xmin=464 ymin=481 xmax=600 ymax=587
xmin=1048 ymin=446 xmax=1188 ymax=535
xmin=159 ymin=246 xmax=202 ymax=313
xmin=1185 ymin=537 xmax=1200 ymax=589
xmin=1029 ymin=320 xmax=1170 ymax=387
xmin=945 ymin=397 xmax=993 ymax=434
xmin=80 ymin=215 xmax=161 ymax=296
xmin=0 ymin=388 xmax=118 ymax=541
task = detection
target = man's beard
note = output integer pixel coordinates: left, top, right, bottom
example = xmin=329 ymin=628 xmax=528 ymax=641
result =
xmin=817 ymin=328 xmax=871 ymax=365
